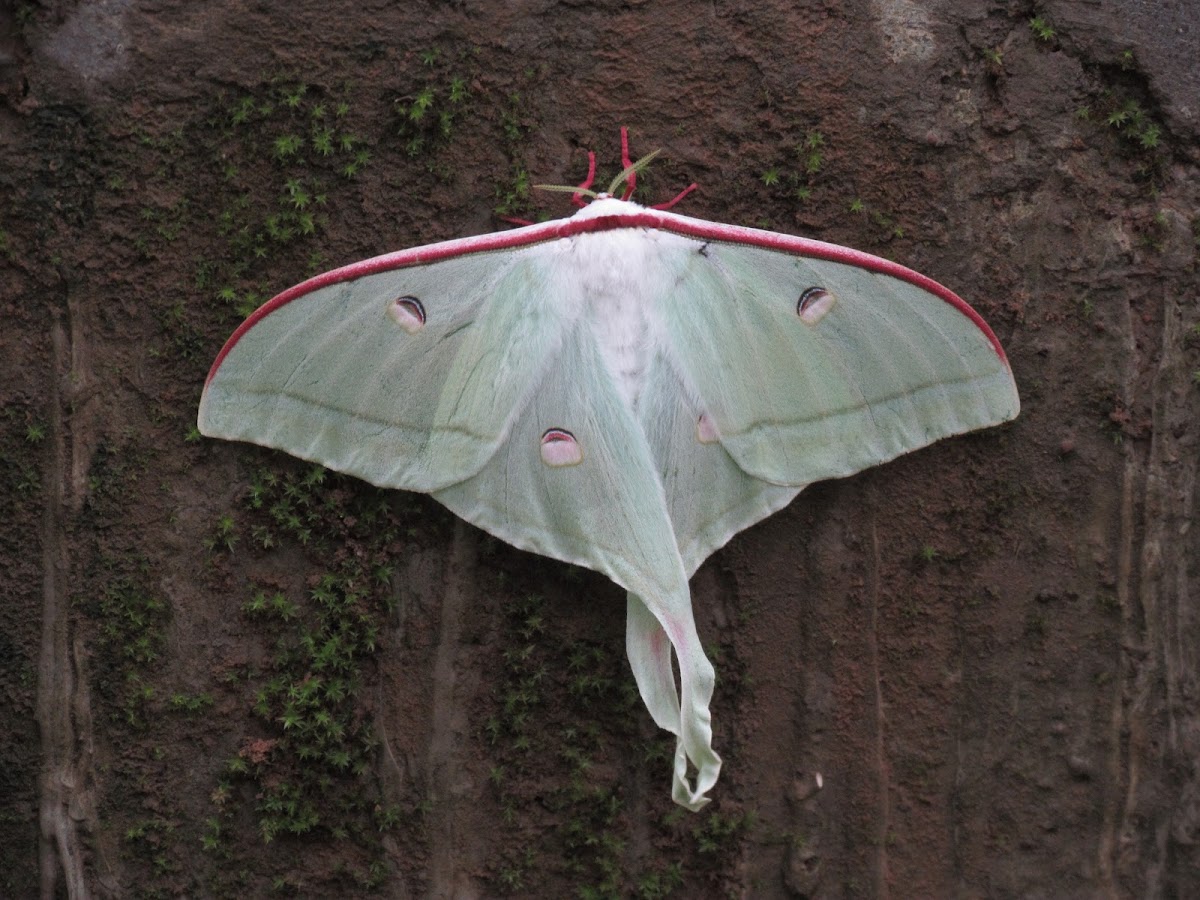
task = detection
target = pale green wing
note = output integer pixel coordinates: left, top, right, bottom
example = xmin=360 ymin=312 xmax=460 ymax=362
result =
xmin=624 ymin=346 xmax=800 ymax=805
xmin=432 ymin=322 xmax=721 ymax=810
xmin=655 ymin=242 xmax=1020 ymax=486
xmin=199 ymin=250 xmax=575 ymax=492
xmin=636 ymin=349 xmax=802 ymax=577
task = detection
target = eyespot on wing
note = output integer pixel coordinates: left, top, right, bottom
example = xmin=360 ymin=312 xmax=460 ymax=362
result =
xmin=696 ymin=413 xmax=720 ymax=444
xmin=387 ymin=295 xmax=426 ymax=333
xmin=796 ymin=287 xmax=836 ymax=325
xmin=540 ymin=428 xmax=583 ymax=467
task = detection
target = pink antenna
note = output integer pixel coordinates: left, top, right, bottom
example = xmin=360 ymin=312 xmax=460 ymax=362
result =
xmin=620 ymin=126 xmax=636 ymax=200
xmin=572 ymin=151 xmax=597 ymax=208
xmin=500 ymin=128 xmax=700 ymax=227
xmin=652 ymin=183 xmax=698 ymax=210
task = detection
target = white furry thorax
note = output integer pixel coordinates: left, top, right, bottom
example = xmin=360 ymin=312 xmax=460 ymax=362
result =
xmin=560 ymin=199 xmax=682 ymax=411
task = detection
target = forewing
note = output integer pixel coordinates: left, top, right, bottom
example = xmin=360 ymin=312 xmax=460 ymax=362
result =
xmin=199 ymin=248 xmax=574 ymax=492
xmin=656 ymin=240 xmax=1019 ymax=486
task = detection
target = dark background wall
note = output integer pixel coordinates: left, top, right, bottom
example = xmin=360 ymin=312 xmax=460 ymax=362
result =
xmin=1 ymin=1 xmax=1197 ymax=896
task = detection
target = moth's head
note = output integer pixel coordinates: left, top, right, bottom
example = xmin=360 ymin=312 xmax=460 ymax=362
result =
xmin=497 ymin=128 xmax=696 ymax=228
xmin=535 ymin=128 xmax=697 ymax=215
xmin=570 ymin=195 xmax=643 ymax=219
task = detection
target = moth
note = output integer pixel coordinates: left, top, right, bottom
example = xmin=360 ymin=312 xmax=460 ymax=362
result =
xmin=199 ymin=132 xmax=1019 ymax=809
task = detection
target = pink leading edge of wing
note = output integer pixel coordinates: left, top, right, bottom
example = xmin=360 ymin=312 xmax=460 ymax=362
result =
xmin=203 ymin=209 xmax=1011 ymax=388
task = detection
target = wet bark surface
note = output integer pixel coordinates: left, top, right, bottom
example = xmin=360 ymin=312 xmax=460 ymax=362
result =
xmin=1 ymin=1 xmax=1197 ymax=897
